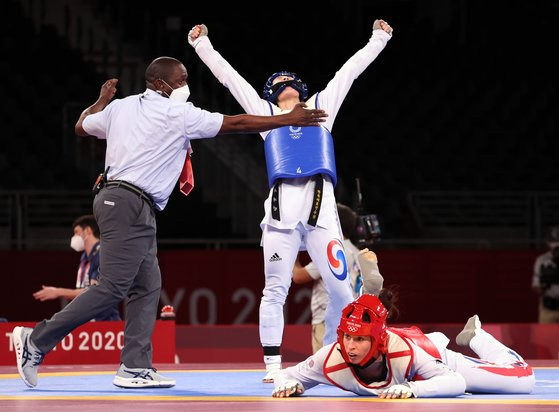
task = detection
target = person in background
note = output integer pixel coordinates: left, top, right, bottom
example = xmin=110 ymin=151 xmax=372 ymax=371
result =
xmin=532 ymin=225 xmax=559 ymax=323
xmin=32 ymin=215 xmax=121 ymax=322
xmin=292 ymin=203 xmax=384 ymax=353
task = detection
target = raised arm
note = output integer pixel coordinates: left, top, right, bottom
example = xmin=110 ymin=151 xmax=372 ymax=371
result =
xmin=315 ymin=19 xmax=393 ymax=124
xmin=75 ymin=79 xmax=118 ymax=136
xmin=219 ymin=102 xmax=327 ymax=134
xmin=188 ymin=24 xmax=270 ymax=115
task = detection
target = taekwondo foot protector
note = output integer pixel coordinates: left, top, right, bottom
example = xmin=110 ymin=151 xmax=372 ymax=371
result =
xmin=456 ymin=314 xmax=482 ymax=347
xmin=263 ymin=355 xmax=282 ymax=383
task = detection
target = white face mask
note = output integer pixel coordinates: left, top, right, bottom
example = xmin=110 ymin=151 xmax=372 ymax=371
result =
xmin=70 ymin=234 xmax=85 ymax=252
xmin=159 ymin=79 xmax=190 ymax=102
xmin=169 ymin=84 xmax=190 ymax=102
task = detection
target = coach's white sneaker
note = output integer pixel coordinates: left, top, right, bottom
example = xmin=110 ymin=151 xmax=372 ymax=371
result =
xmin=263 ymin=355 xmax=281 ymax=383
xmin=456 ymin=315 xmax=482 ymax=347
xmin=113 ymin=364 xmax=176 ymax=388
xmin=13 ymin=326 xmax=44 ymax=388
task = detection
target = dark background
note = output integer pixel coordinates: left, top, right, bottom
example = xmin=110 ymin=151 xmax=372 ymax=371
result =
xmin=0 ymin=0 xmax=557 ymax=324
xmin=1 ymin=0 xmax=557 ymax=240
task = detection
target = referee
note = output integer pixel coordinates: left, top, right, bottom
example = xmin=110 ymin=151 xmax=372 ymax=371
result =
xmin=13 ymin=55 xmax=327 ymax=389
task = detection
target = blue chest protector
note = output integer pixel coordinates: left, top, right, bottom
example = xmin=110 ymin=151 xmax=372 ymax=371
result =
xmin=264 ymin=126 xmax=337 ymax=188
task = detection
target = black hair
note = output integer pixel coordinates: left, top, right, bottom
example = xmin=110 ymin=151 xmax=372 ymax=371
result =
xmin=145 ymin=56 xmax=182 ymax=85
xmin=345 ymin=291 xmax=396 ymax=322
xmin=547 ymin=226 xmax=559 ymax=242
xmin=378 ymin=288 xmax=399 ymax=321
xmin=72 ymin=215 xmax=100 ymax=238
xmin=337 ymin=203 xmax=357 ymax=239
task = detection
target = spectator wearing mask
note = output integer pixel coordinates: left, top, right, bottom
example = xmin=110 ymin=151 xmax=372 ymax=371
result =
xmin=32 ymin=215 xmax=121 ymax=321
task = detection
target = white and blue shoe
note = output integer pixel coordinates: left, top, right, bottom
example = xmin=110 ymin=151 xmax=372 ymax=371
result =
xmin=13 ymin=326 xmax=44 ymax=388
xmin=113 ymin=364 xmax=176 ymax=388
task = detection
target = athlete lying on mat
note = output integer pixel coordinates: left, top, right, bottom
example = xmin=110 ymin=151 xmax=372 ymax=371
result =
xmin=272 ymin=294 xmax=535 ymax=398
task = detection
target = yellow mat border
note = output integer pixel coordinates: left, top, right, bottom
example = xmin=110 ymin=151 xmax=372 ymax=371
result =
xmin=1 ymin=367 xmax=557 ymax=405
xmin=0 ymin=395 xmax=558 ymax=405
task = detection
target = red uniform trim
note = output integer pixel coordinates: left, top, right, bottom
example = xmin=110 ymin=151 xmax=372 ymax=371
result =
xmin=324 ymin=362 xmax=350 ymax=374
xmin=478 ymin=364 xmax=533 ymax=377
xmin=387 ymin=350 xmax=412 ymax=359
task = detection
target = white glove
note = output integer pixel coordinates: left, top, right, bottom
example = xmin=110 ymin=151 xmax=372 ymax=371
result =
xmin=379 ymin=383 xmax=415 ymax=399
xmin=188 ymin=24 xmax=208 ymax=46
xmin=357 ymin=248 xmax=384 ymax=295
xmin=372 ymin=19 xmax=393 ymax=36
xmin=272 ymin=380 xmax=304 ymax=398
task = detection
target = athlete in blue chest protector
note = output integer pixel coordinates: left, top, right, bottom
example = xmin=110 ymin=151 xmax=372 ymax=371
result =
xmin=189 ymin=19 xmax=393 ymax=382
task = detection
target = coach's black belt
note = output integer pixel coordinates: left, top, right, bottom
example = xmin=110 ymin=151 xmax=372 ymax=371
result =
xmin=105 ymin=180 xmax=155 ymax=209
xmin=271 ymin=175 xmax=324 ymax=226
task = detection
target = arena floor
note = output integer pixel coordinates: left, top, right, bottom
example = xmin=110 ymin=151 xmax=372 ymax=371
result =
xmin=1 ymin=361 xmax=559 ymax=412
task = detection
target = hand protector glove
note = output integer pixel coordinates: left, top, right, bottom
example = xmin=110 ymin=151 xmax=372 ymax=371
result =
xmin=272 ymin=380 xmax=304 ymax=398
xmin=357 ymin=248 xmax=384 ymax=296
xmin=373 ymin=19 xmax=393 ymax=36
xmin=379 ymin=383 xmax=415 ymax=399
xmin=188 ymin=24 xmax=208 ymax=46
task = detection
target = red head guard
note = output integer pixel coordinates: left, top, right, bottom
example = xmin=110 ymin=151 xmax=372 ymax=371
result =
xmin=337 ymin=294 xmax=388 ymax=367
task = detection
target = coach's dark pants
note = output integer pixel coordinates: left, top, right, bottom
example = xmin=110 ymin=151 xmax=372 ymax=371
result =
xmin=31 ymin=186 xmax=161 ymax=368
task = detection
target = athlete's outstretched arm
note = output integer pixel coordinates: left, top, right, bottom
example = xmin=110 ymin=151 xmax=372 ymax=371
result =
xmin=386 ymin=345 xmax=466 ymax=398
xmin=271 ymin=344 xmax=333 ymax=397
xmin=188 ymin=24 xmax=269 ymax=115
xmin=316 ymin=19 xmax=393 ymax=125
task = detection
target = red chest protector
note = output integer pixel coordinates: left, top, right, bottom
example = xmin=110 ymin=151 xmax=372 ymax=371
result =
xmin=388 ymin=326 xmax=442 ymax=359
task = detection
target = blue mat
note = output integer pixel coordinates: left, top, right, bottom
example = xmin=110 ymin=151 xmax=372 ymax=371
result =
xmin=1 ymin=368 xmax=558 ymax=400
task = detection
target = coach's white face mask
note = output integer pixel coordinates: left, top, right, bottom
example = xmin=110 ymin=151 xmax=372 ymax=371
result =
xmin=169 ymin=84 xmax=190 ymax=102
xmin=159 ymin=79 xmax=190 ymax=102
xmin=70 ymin=234 xmax=85 ymax=252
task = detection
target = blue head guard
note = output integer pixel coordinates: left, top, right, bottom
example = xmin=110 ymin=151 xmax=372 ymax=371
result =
xmin=262 ymin=71 xmax=308 ymax=103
